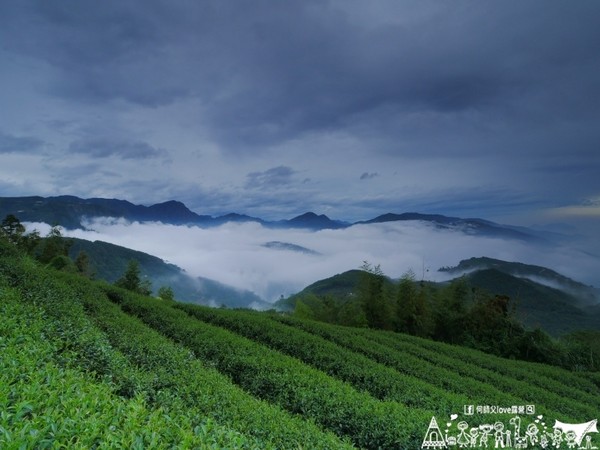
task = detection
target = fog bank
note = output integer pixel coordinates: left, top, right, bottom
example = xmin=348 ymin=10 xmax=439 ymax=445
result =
xmin=27 ymin=218 xmax=600 ymax=302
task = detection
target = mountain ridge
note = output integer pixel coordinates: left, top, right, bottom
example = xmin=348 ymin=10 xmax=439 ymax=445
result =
xmin=440 ymin=256 xmax=600 ymax=306
xmin=0 ymin=195 xmax=544 ymax=241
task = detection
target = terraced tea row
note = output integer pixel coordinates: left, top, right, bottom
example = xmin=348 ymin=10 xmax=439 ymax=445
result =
xmin=0 ymin=246 xmax=349 ymax=449
xmin=359 ymin=327 xmax=600 ymax=413
xmin=272 ymin=314 xmax=598 ymax=421
xmin=177 ymin=302 xmax=468 ymax=414
xmin=108 ymin=287 xmax=431 ymax=449
xmin=0 ymin=283 xmax=265 ymax=449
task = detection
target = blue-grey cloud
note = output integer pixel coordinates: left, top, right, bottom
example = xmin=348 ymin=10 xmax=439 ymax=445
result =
xmin=245 ymin=166 xmax=296 ymax=190
xmin=3 ymin=1 xmax=598 ymax=151
xmin=0 ymin=131 xmax=44 ymax=154
xmin=68 ymin=137 xmax=167 ymax=160
xmin=360 ymin=172 xmax=378 ymax=180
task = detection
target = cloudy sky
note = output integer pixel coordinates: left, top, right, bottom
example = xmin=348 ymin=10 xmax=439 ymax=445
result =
xmin=1 ymin=1 xmax=600 ymax=232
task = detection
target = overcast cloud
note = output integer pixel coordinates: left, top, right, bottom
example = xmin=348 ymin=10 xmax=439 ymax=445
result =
xmin=1 ymin=1 xmax=599 ymax=240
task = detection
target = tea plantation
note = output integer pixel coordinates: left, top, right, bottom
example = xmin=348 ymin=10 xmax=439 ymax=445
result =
xmin=1 ymin=239 xmax=598 ymax=449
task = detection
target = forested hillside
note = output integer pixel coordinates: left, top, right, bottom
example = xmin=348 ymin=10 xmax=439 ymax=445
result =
xmin=2 ymin=219 xmax=600 ymax=448
xmin=281 ymin=263 xmax=600 ymax=370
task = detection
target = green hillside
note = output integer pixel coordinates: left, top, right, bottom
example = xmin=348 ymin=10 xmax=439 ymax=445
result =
xmin=465 ymin=268 xmax=600 ymax=335
xmin=1 ymin=237 xmax=599 ymax=448
xmin=69 ymin=237 xmax=268 ymax=308
xmin=281 ymin=263 xmax=600 ymax=338
xmin=275 ymin=269 xmax=367 ymax=311
xmin=441 ymin=257 xmax=600 ymax=306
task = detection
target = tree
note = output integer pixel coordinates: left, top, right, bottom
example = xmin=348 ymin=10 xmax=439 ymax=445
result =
xmin=115 ymin=260 xmax=152 ymax=296
xmin=20 ymin=229 xmax=41 ymax=255
xmin=337 ymin=299 xmax=368 ymax=327
xmin=38 ymin=225 xmax=73 ymax=264
xmin=359 ymin=261 xmax=393 ymax=330
xmin=0 ymin=214 xmax=25 ymax=244
xmin=75 ymin=250 xmax=94 ymax=278
xmin=396 ymin=269 xmax=418 ymax=333
xmin=0 ymin=214 xmax=40 ymax=254
xmin=433 ymin=277 xmax=471 ymax=343
xmin=294 ymin=299 xmax=315 ymax=320
xmin=395 ymin=270 xmax=433 ymax=337
xmin=462 ymin=294 xmax=520 ymax=355
xmin=560 ymin=331 xmax=600 ymax=372
xmin=517 ymin=328 xmax=563 ymax=365
xmin=157 ymin=286 xmax=175 ymax=302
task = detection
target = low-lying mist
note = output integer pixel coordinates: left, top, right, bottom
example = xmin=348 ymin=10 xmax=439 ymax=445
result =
xmin=27 ymin=218 xmax=600 ymax=302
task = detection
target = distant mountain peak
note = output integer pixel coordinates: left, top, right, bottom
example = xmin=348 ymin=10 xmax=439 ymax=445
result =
xmin=291 ymin=211 xmax=329 ymax=220
xmin=154 ymin=199 xmax=186 ymax=207
xmin=284 ymin=212 xmax=347 ymax=230
xmin=146 ymin=199 xmax=201 ymax=221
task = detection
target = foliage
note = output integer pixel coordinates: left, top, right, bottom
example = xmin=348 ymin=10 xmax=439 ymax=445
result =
xmin=289 ymin=264 xmax=593 ymax=371
xmin=0 ymin=240 xmax=349 ymax=449
xmin=74 ymin=250 xmax=94 ymax=278
xmin=37 ymin=225 xmax=73 ymax=265
xmin=0 ymin=214 xmax=40 ymax=254
xmin=105 ymin=286 xmax=430 ymax=448
xmin=359 ymin=261 xmax=394 ymax=329
xmin=157 ymin=285 xmax=175 ymax=301
xmin=0 ymin=261 xmax=268 ymax=448
xmin=560 ymin=330 xmax=600 ymax=372
xmin=177 ymin=303 xmax=465 ymax=414
xmin=0 ymin=214 xmax=25 ymax=244
xmin=115 ymin=259 xmax=152 ymax=296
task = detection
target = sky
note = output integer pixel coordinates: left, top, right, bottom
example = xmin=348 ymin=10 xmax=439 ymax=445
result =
xmin=1 ymin=1 xmax=600 ymax=233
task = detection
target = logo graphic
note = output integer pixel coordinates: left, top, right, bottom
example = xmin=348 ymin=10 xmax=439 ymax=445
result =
xmin=421 ymin=413 xmax=598 ymax=449
xmin=422 ymin=416 xmax=447 ymax=449
xmin=554 ymin=420 xmax=598 ymax=448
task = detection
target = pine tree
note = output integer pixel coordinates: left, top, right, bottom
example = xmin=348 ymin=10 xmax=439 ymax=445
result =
xmin=115 ymin=260 xmax=152 ymax=296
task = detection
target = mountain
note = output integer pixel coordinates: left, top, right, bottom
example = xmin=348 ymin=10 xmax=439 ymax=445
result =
xmin=464 ymin=268 xmax=600 ymax=336
xmin=275 ymin=269 xmax=366 ymax=311
xmin=359 ymin=213 xmax=543 ymax=242
xmin=212 ymin=213 xmax=265 ymax=226
xmin=440 ymin=257 xmax=600 ymax=306
xmin=1 ymin=196 xmax=546 ymax=241
xmin=0 ymin=195 xmax=212 ymax=229
xmin=68 ymin=238 xmax=269 ymax=309
xmin=440 ymin=257 xmax=600 ymax=335
xmin=0 ymin=195 xmax=348 ymax=230
xmin=277 ymin=212 xmax=349 ymax=230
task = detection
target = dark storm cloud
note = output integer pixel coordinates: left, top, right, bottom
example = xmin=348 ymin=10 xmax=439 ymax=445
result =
xmin=245 ymin=166 xmax=297 ymax=190
xmin=3 ymin=1 xmax=599 ymax=153
xmin=360 ymin=172 xmax=378 ymax=180
xmin=350 ymin=187 xmax=543 ymax=221
xmin=68 ymin=137 xmax=167 ymax=160
xmin=0 ymin=131 xmax=44 ymax=154
xmin=0 ymin=1 xmax=188 ymax=106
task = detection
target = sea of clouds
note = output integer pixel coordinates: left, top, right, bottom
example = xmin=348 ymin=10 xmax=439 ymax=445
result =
xmin=25 ymin=218 xmax=600 ymax=302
